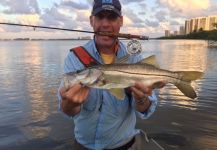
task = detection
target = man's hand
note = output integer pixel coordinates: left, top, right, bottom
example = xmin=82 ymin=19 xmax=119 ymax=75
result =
xmin=130 ymin=81 xmax=166 ymax=112
xmin=60 ymin=83 xmax=90 ymax=116
xmin=131 ymin=82 xmax=152 ymax=101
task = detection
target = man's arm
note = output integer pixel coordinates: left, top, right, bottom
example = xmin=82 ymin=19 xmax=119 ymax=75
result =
xmin=59 ymin=84 xmax=90 ymax=116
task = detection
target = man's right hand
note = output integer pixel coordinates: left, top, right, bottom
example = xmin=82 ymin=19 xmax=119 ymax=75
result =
xmin=60 ymin=83 xmax=90 ymax=116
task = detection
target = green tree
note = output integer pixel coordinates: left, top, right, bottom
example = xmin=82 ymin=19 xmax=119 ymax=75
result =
xmin=212 ymin=23 xmax=217 ymax=29
xmin=207 ymin=30 xmax=217 ymax=41
xmin=199 ymin=28 xmax=204 ymax=32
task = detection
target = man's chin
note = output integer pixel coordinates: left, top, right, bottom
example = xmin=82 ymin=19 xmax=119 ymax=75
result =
xmin=97 ymin=36 xmax=116 ymax=45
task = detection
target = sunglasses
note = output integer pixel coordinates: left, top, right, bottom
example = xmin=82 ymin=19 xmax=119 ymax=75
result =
xmin=95 ymin=11 xmax=119 ymax=21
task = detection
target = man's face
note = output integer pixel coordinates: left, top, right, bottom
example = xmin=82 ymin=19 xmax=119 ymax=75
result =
xmin=90 ymin=11 xmax=123 ymax=48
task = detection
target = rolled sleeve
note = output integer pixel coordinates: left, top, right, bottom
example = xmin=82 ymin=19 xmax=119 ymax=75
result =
xmin=134 ymin=90 xmax=158 ymax=119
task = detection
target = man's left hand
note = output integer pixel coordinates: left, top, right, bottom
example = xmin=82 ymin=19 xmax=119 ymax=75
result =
xmin=130 ymin=81 xmax=166 ymax=112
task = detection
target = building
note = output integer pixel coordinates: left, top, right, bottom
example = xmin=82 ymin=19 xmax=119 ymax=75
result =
xmin=179 ymin=26 xmax=185 ymax=35
xmin=165 ymin=30 xmax=170 ymax=37
xmin=174 ymin=31 xmax=178 ymax=36
xmin=185 ymin=15 xmax=217 ymax=34
xmin=185 ymin=20 xmax=191 ymax=34
xmin=208 ymin=15 xmax=217 ymax=30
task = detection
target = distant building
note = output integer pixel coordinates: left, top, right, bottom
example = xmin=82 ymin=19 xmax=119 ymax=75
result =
xmin=174 ymin=31 xmax=178 ymax=36
xmin=208 ymin=15 xmax=217 ymax=30
xmin=185 ymin=20 xmax=191 ymax=34
xmin=165 ymin=30 xmax=170 ymax=37
xmin=185 ymin=15 xmax=217 ymax=34
xmin=179 ymin=26 xmax=185 ymax=35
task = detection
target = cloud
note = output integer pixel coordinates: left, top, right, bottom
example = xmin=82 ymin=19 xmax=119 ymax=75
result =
xmin=40 ymin=6 xmax=75 ymax=28
xmin=155 ymin=10 xmax=168 ymax=22
xmin=0 ymin=0 xmax=216 ymax=38
xmin=145 ymin=19 xmax=159 ymax=27
xmin=123 ymin=8 xmax=144 ymax=24
xmin=61 ymin=0 xmax=90 ymax=10
xmin=170 ymin=20 xmax=180 ymax=26
xmin=75 ymin=10 xmax=90 ymax=22
xmin=156 ymin=0 xmax=211 ymax=18
xmin=17 ymin=14 xmax=40 ymax=24
xmin=40 ymin=3 xmax=92 ymax=32
xmin=122 ymin=7 xmax=147 ymax=29
xmin=0 ymin=0 xmax=40 ymax=14
xmin=138 ymin=2 xmax=147 ymax=14
xmin=121 ymin=0 xmax=145 ymax=5
xmin=158 ymin=0 xmax=210 ymax=10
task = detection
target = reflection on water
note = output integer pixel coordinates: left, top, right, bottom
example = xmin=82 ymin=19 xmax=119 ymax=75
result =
xmin=138 ymin=40 xmax=217 ymax=150
xmin=157 ymin=40 xmax=207 ymax=71
xmin=0 ymin=40 xmax=217 ymax=150
xmin=0 ymin=41 xmax=78 ymax=149
xmin=23 ymin=42 xmax=50 ymax=138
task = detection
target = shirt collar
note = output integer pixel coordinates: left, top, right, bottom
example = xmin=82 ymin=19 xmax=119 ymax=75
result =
xmin=93 ymin=36 xmax=120 ymax=55
xmin=91 ymin=37 xmax=127 ymax=64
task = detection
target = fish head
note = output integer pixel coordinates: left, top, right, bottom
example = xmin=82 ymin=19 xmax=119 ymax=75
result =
xmin=79 ymin=68 xmax=103 ymax=86
xmin=63 ymin=68 xmax=103 ymax=89
xmin=63 ymin=72 xmax=78 ymax=90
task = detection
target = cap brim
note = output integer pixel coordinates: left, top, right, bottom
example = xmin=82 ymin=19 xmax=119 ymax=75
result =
xmin=92 ymin=7 xmax=121 ymax=16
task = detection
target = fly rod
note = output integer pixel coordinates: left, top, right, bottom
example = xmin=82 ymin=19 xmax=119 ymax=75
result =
xmin=0 ymin=22 xmax=149 ymax=40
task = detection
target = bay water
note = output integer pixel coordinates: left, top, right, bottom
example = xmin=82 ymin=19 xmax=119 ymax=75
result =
xmin=0 ymin=40 xmax=216 ymax=150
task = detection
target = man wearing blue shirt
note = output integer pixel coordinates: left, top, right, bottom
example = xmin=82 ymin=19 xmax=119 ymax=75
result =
xmin=58 ymin=0 xmax=165 ymax=149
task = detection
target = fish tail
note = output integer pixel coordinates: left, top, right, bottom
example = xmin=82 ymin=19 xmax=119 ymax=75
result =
xmin=174 ymin=71 xmax=204 ymax=99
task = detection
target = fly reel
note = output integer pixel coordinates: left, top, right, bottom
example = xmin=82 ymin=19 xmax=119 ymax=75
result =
xmin=126 ymin=39 xmax=142 ymax=55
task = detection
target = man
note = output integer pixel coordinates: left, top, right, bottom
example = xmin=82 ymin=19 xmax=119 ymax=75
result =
xmin=58 ymin=0 xmax=164 ymax=149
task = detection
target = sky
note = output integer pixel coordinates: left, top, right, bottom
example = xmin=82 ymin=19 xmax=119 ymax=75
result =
xmin=0 ymin=0 xmax=217 ymax=39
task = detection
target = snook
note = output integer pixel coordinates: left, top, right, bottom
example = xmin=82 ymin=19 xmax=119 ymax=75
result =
xmin=63 ymin=56 xmax=203 ymax=100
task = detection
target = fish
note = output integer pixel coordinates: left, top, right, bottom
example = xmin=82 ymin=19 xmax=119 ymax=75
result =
xmin=63 ymin=55 xmax=203 ymax=100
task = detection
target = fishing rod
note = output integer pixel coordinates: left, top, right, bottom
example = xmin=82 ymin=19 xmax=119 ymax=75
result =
xmin=0 ymin=22 xmax=149 ymax=40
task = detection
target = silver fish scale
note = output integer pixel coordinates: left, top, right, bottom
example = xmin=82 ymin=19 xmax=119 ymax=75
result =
xmin=98 ymin=63 xmax=177 ymax=79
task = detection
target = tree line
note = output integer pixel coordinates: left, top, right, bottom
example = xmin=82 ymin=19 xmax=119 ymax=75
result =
xmin=159 ymin=23 xmax=217 ymax=41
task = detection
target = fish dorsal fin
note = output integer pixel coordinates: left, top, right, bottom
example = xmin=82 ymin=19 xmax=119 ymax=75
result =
xmin=115 ymin=54 xmax=130 ymax=64
xmin=109 ymin=88 xmax=125 ymax=100
xmin=138 ymin=55 xmax=159 ymax=67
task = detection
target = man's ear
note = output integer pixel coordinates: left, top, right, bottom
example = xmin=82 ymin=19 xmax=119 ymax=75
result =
xmin=90 ymin=16 xmax=94 ymax=27
xmin=119 ymin=16 xmax=123 ymax=27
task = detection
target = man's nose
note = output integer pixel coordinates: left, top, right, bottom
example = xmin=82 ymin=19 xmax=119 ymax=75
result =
xmin=101 ymin=18 xmax=111 ymax=27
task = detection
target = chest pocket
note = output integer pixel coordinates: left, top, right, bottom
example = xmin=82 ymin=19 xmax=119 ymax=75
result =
xmin=115 ymin=95 xmax=131 ymax=116
xmin=82 ymin=88 xmax=99 ymax=112
xmin=103 ymin=91 xmax=131 ymax=117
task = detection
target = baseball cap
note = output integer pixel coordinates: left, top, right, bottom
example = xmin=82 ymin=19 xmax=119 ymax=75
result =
xmin=92 ymin=0 xmax=122 ymax=16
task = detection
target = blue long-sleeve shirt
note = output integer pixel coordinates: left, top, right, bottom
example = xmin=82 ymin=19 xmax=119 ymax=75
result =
xmin=58 ymin=39 xmax=158 ymax=150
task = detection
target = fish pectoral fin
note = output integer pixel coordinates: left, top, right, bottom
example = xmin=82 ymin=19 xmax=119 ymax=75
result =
xmin=138 ymin=55 xmax=159 ymax=67
xmin=109 ymin=88 xmax=125 ymax=100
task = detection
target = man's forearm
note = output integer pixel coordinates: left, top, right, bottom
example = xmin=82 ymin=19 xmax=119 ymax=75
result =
xmin=61 ymin=99 xmax=81 ymax=116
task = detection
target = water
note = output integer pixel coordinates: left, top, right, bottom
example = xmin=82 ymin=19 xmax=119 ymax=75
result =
xmin=0 ymin=40 xmax=216 ymax=150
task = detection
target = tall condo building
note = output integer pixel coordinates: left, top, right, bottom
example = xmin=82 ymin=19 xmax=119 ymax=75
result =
xmin=185 ymin=15 xmax=217 ymax=34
